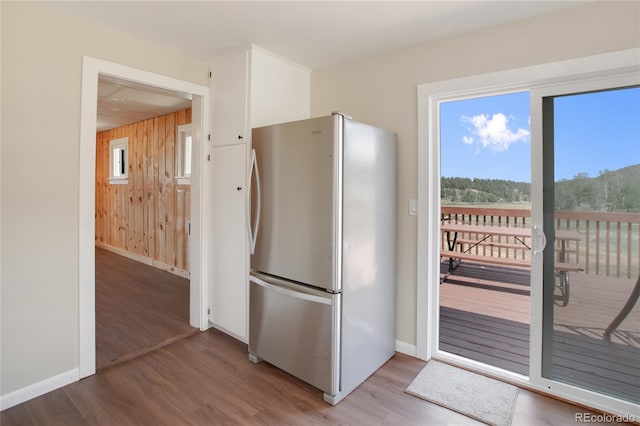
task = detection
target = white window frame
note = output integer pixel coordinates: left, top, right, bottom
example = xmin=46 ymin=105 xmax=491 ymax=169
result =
xmin=417 ymin=48 xmax=639 ymax=418
xmin=176 ymin=124 xmax=192 ymax=185
xmin=108 ymin=137 xmax=128 ymax=184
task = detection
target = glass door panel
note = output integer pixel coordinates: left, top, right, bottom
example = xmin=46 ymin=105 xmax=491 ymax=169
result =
xmin=541 ymin=86 xmax=640 ymax=404
xmin=439 ymin=92 xmax=531 ymax=375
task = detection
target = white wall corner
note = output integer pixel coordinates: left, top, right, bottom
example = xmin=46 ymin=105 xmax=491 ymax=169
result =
xmin=0 ymin=369 xmax=79 ymax=411
xmin=250 ymin=44 xmax=311 ymax=73
xmin=395 ymin=340 xmax=418 ymax=357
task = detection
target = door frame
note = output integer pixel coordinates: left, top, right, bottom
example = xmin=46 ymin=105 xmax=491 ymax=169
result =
xmin=79 ymin=57 xmax=210 ymax=378
xmin=416 ymin=48 xmax=639 ymax=417
xmin=530 ymin=71 xmax=640 ymax=414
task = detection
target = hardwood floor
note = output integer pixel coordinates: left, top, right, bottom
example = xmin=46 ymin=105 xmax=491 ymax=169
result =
xmin=96 ymin=247 xmax=197 ymax=369
xmin=1 ymin=329 xmax=619 ymax=426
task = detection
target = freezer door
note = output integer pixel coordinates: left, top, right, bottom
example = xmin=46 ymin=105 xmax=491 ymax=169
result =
xmin=251 ymin=116 xmax=341 ymax=292
xmin=249 ymin=273 xmax=339 ymax=396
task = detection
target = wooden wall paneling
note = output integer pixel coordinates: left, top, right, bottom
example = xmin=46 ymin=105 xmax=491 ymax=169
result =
xmin=126 ymin=124 xmax=135 ymax=252
xmin=176 ymin=189 xmax=185 ymax=271
xmin=135 ymin=121 xmax=145 ymax=255
xmin=100 ymin=132 xmax=107 ymax=245
xmin=157 ymin=115 xmax=167 ymax=266
xmin=110 ymin=129 xmax=116 ymax=246
xmin=129 ymin=123 xmax=135 ymax=253
xmin=95 ymin=108 xmax=191 ymax=277
xmin=104 ymin=129 xmax=111 ymax=246
xmin=103 ymin=131 xmax=108 ymax=244
xmin=131 ymin=123 xmax=138 ymax=253
xmin=102 ymin=132 xmax=108 ymax=244
xmin=185 ymin=190 xmax=191 ymax=274
xmin=149 ymin=117 xmax=160 ymax=260
xmin=144 ymin=118 xmax=154 ymax=259
xmin=95 ymin=132 xmax=102 ymax=244
xmin=176 ymin=109 xmax=186 ymax=128
xmin=165 ymin=113 xmax=177 ymax=271
xmin=120 ymin=126 xmax=128 ymax=249
xmin=107 ymin=129 xmax=113 ymax=246
xmin=129 ymin=123 xmax=135 ymax=252
xmin=103 ymin=131 xmax=110 ymax=246
xmin=105 ymin=129 xmax=112 ymax=246
xmin=114 ymin=127 xmax=123 ymax=249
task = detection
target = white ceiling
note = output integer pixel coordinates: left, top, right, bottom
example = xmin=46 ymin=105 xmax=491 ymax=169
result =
xmin=43 ymin=1 xmax=588 ymax=131
xmin=45 ymin=1 xmax=587 ymax=70
xmin=97 ymin=76 xmax=192 ymax=132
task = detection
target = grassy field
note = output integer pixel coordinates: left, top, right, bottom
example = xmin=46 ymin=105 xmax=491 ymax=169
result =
xmin=441 ymin=201 xmax=532 ymax=210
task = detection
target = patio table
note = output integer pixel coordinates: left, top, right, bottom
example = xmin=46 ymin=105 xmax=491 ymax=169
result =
xmin=440 ymin=223 xmax=582 ymax=305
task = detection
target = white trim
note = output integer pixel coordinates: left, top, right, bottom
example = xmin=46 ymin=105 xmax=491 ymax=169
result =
xmin=0 ymin=369 xmax=79 ymax=411
xmin=529 ymin=72 xmax=640 ymax=419
xmin=176 ymin=123 xmax=192 ymax=182
xmin=395 ymin=340 xmax=417 ymax=357
xmin=80 ymin=56 xmax=210 ymax=380
xmin=417 ymin=48 xmax=640 ymax=417
xmin=107 ymin=178 xmax=128 ymax=185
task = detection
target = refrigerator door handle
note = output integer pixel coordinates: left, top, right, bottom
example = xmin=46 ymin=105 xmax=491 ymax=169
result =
xmin=248 ymin=148 xmax=261 ymax=255
xmin=250 ymin=274 xmax=332 ymax=305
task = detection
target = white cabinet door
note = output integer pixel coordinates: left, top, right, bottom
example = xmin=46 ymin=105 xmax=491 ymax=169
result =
xmin=210 ymin=144 xmax=248 ymax=340
xmin=210 ymin=51 xmax=249 ymax=146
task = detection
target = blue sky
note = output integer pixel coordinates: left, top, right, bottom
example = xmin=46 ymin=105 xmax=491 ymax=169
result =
xmin=440 ymin=87 xmax=640 ymax=182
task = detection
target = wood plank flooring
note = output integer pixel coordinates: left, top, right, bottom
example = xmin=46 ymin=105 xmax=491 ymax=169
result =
xmin=553 ymin=330 xmax=640 ymax=403
xmin=439 ymin=260 xmax=640 ymax=404
xmin=440 ymin=307 xmax=529 ymax=375
xmin=440 ymin=307 xmax=640 ymax=403
xmin=1 ymin=329 xmax=621 ymax=426
xmin=96 ymin=247 xmax=197 ymax=369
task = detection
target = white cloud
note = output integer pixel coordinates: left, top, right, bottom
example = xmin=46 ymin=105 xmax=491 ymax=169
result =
xmin=461 ymin=113 xmax=530 ymax=151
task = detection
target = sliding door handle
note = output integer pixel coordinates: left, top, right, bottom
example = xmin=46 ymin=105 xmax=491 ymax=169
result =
xmin=532 ymin=225 xmax=547 ymax=255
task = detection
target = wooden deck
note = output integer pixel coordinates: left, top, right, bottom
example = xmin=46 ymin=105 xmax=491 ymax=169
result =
xmin=439 ymin=260 xmax=640 ymax=404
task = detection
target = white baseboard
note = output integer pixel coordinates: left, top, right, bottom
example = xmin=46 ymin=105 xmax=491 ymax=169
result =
xmin=0 ymin=368 xmax=79 ymax=411
xmin=395 ymin=340 xmax=417 ymax=357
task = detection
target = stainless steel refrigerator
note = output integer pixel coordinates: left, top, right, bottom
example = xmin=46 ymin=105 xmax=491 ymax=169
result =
xmin=247 ymin=113 xmax=396 ymax=405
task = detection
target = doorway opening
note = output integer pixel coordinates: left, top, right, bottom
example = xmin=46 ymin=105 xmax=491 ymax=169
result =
xmin=94 ymin=77 xmax=198 ymax=370
xmin=79 ymin=57 xmax=209 ymax=379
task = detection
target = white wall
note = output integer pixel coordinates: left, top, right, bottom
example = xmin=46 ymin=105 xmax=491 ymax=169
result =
xmin=310 ymin=1 xmax=640 ymax=348
xmin=0 ymin=2 xmax=208 ymax=396
xmin=250 ymin=46 xmax=311 ymax=127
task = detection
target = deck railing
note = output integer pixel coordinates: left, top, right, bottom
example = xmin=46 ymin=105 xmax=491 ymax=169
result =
xmin=441 ymin=206 xmax=640 ymax=279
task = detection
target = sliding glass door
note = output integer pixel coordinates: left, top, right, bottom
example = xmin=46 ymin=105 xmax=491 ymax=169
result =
xmin=532 ymin=78 xmax=640 ymax=409
xmin=419 ymin=50 xmax=640 ymax=418
xmin=541 ymin=86 xmax=640 ymax=402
